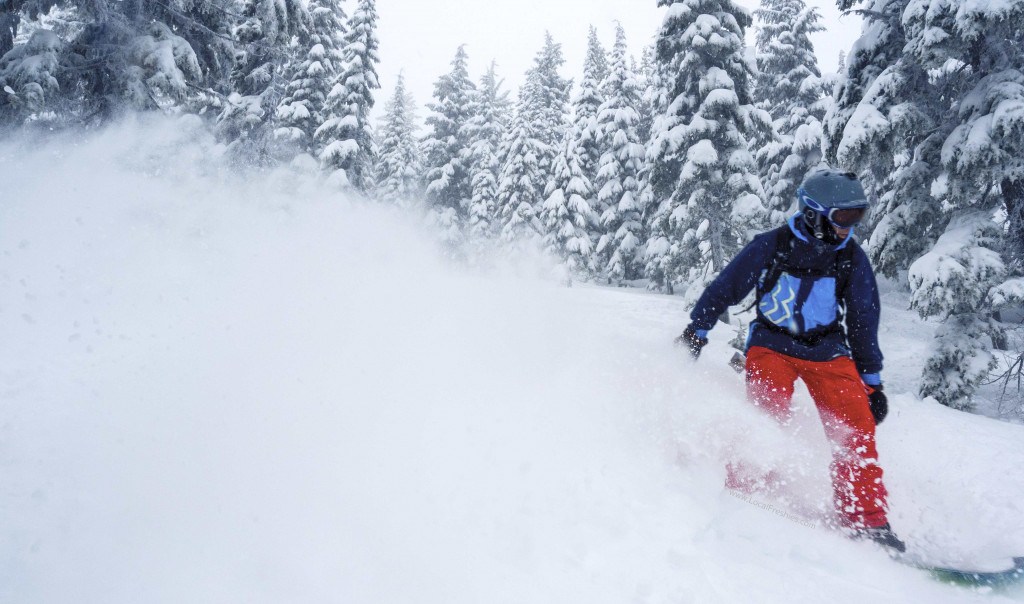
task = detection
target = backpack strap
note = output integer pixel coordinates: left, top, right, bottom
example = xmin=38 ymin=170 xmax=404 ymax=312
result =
xmin=757 ymin=226 xmax=794 ymax=301
xmin=742 ymin=226 xmax=793 ymax=313
xmin=835 ymin=239 xmax=860 ymax=323
xmin=833 ymin=238 xmax=858 ymax=315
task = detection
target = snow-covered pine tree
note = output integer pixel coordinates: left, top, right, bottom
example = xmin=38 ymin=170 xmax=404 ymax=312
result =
xmin=0 ymin=28 xmax=62 ymax=122
xmin=823 ymin=0 xmax=928 ymax=278
xmin=496 ymin=33 xmax=571 ymax=243
xmin=571 ymin=26 xmax=609 ymax=186
xmin=644 ymin=0 xmax=766 ymax=295
xmin=530 ymin=32 xmax=572 ymax=153
xmin=752 ymin=0 xmax=827 ymax=217
xmin=421 ymin=45 xmax=477 ymax=238
xmin=218 ymin=0 xmax=310 ymax=164
xmin=465 ymin=61 xmax=511 ymax=239
xmin=128 ymin=15 xmax=232 ymax=115
xmin=593 ymin=24 xmax=646 ymax=284
xmin=635 ymin=43 xmax=664 ymax=267
xmin=0 ymin=0 xmax=235 ymax=124
xmin=642 ymin=12 xmax=690 ymax=293
xmin=374 ymin=72 xmax=423 ymax=207
xmin=542 ymin=131 xmax=598 ymax=277
xmin=636 ymin=44 xmax=658 ymax=148
xmin=315 ymin=0 xmax=380 ymax=192
xmin=826 ymin=0 xmax=1024 ymax=409
xmin=274 ymin=0 xmax=347 ymax=155
xmin=908 ymin=213 xmax=1011 ymax=408
xmin=496 ymin=73 xmax=548 ymax=242
xmin=539 ymin=26 xmax=606 ymax=269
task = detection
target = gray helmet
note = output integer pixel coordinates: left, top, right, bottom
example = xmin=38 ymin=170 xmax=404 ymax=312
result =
xmin=797 ymin=169 xmax=869 ymax=240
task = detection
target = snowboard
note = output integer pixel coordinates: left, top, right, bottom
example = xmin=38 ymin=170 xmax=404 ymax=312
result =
xmin=898 ymin=554 xmax=1024 ymax=588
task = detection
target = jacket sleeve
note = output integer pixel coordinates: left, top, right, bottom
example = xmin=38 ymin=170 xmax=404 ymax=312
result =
xmin=843 ymin=247 xmax=884 ymax=377
xmin=688 ymin=234 xmax=776 ymax=335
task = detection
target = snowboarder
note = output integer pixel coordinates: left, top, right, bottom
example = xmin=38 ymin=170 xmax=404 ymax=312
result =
xmin=677 ymin=168 xmax=906 ymax=553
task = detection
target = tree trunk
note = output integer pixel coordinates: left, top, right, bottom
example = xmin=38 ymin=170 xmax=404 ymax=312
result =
xmin=1002 ymin=176 xmax=1024 ymax=266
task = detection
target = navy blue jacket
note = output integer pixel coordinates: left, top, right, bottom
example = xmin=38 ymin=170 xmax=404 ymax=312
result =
xmin=688 ymin=215 xmax=883 ymax=383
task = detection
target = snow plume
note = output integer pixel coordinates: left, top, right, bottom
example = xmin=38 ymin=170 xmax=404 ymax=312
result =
xmin=0 ymin=116 xmax=1006 ymax=603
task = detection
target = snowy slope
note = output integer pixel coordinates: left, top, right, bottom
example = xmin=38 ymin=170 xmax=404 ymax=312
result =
xmin=2 ymin=117 xmax=1023 ymax=603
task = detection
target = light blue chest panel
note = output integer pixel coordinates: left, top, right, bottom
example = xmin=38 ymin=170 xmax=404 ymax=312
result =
xmin=758 ymin=272 xmax=839 ymax=335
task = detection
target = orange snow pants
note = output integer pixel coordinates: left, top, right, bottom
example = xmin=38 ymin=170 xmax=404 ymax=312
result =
xmin=740 ymin=345 xmax=889 ymax=529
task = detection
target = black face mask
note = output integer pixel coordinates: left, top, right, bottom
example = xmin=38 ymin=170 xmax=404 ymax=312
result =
xmin=802 ymin=209 xmax=844 ymax=245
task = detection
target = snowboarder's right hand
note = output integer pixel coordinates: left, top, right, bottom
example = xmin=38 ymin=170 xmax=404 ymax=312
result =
xmin=675 ymin=326 xmax=708 ymax=360
xmin=867 ymin=384 xmax=888 ymax=424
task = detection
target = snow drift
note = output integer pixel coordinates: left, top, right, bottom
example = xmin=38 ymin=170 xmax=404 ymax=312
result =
xmin=1 ymin=116 xmax=1022 ymax=603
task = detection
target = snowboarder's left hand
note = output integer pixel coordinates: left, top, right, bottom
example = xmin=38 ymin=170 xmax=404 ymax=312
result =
xmin=867 ymin=384 xmax=888 ymax=424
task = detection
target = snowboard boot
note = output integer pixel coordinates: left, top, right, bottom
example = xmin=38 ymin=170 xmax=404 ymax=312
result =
xmin=855 ymin=522 xmax=906 ymax=554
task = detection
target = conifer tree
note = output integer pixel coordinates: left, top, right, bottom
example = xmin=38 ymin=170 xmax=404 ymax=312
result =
xmin=753 ymin=0 xmax=827 ymax=215
xmin=0 ymin=29 xmax=63 ymax=122
xmin=542 ymin=132 xmax=598 ymax=276
xmin=636 ymin=45 xmax=658 ymax=148
xmin=316 ymin=0 xmax=380 ymax=192
xmin=826 ymin=0 xmax=1024 ymax=408
xmin=635 ymin=44 xmax=664 ymax=260
xmin=908 ymin=213 xmax=1010 ymax=408
xmin=466 ymin=62 xmax=511 ymax=239
xmin=422 ymin=45 xmax=477 ymax=233
xmin=496 ymin=33 xmax=571 ymax=243
xmin=496 ymin=74 xmax=548 ymax=242
xmin=824 ymin=0 xmax=919 ymax=271
xmin=218 ymin=0 xmax=310 ymax=164
xmin=530 ymin=32 xmax=572 ymax=152
xmin=644 ymin=0 xmax=766 ymax=294
xmin=274 ymin=0 xmax=347 ymax=153
xmin=571 ymin=27 xmax=609 ymax=184
xmin=375 ymin=73 xmax=423 ymax=206
xmin=593 ymin=24 xmax=646 ymax=283
xmin=0 ymin=0 xmax=235 ymax=124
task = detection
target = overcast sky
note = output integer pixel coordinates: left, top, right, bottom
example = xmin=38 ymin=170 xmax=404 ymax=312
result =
xmin=373 ymin=0 xmax=863 ymax=125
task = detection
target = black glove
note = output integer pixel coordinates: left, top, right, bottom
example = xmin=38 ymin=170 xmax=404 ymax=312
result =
xmin=675 ymin=326 xmax=708 ymax=360
xmin=867 ymin=384 xmax=888 ymax=424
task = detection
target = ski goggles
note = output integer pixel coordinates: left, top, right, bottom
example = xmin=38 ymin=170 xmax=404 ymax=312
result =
xmin=825 ymin=206 xmax=867 ymax=227
xmin=799 ymin=191 xmax=868 ymax=227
